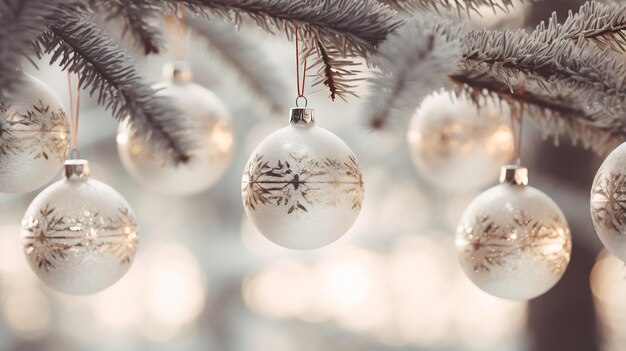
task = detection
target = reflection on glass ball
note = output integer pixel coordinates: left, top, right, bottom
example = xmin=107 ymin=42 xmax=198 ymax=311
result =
xmin=456 ymin=167 xmax=571 ymax=300
xmin=20 ymin=160 xmax=138 ymax=294
xmin=591 ymin=142 xmax=626 ymax=262
xmin=0 ymin=73 xmax=70 ymax=193
xmin=407 ymin=91 xmax=514 ymax=193
xmin=117 ymin=62 xmax=234 ymax=196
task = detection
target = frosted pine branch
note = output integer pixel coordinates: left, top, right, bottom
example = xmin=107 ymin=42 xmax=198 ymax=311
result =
xmin=532 ymin=1 xmax=626 ymax=53
xmin=458 ymin=23 xmax=626 ymax=154
xmin=364 ymin=18 xmax=462 ymax=128
xmin=303 ymin=40 xmax=362 ymax=101
xmin=452 ymin=72 xmax=626 ymax=155
xmin=185 ymin=15 xmax=289 ymax=113
xmin=37 ymin=6 xmax=194 ymax=163
xmin=173 ymin=0 xmax=401 ymax=57
xmin=92 ymin=0 xmax=165 ymax=55
xmin=462 ymin=27 xmax=626 ymax=111
xmin=378 ymin=0 xmax=520 ymax=15
xmin=0 ymin=0 xmax=66 ymax=99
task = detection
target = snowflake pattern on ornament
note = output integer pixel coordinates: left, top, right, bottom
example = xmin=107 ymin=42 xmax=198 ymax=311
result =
xmin=0 ymin=100 xmax=69 ymax=161
xmin=242 ymin=153 xmax=364 ymax=214
xmin=22 ymin=204 xmax=138 ymax=272
xmin=459 ymin=211 xmax=571 ymax=273
xmin=591 ymin=171 xmax=626 ymax=234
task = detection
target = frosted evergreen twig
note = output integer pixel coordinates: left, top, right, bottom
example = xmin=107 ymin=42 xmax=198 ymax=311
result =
xmin=172 ymin=0 xmax=402 ymax=57
xmin=451 ymin=72 xmax=626 ymax=155
xmin=532 ymin=1 xmax=626 ymax=53
xmin=378 ymin=0 xmax=521 ymax=16
xmin=37 ymin=6 xmax=194 ymax=163
xmin=92 ymin=0 xmax=165 ymax=55
xmin=303 ymin=40 xmax=362 ymax=101
xmin=364 ymin=18 xmax=462 ymax=129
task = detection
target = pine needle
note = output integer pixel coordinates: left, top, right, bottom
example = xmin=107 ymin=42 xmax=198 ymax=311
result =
xmin=172 ymin=0 xmax=401 ymax=57
xmin=37 ymin=6 xmax=194 ymax=163
xmin=363 ymin=18 xmax=462 ymax=129
xmin=91 ymin=0 xmax=165 ymax=55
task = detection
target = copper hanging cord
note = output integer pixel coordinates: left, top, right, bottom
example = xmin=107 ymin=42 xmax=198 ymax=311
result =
xmin=66 ymin=72 xmax=81 ymax=158
xmin=167 ymin=3 xmax=186 ymax=60
xmin=295 ymin=28 xmax=308 ymax=107
xmin=509 ymin=100 xmax=524 ymax=166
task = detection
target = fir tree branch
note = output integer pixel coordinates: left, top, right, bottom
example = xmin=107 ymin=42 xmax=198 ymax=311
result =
xmin=378 ymin=0 xmax=521 ymax=15
xmin=461 ymin=27 xmax=626 ymax=111
xmin=451 ymin=71 xmax=626 ymax=155
xmin=172 ymin=0 xmax=402 ymax=57
xmin=91 ymin=0 xmax=165 ymax=55
xmin=532 ymin=1 xmax=626 ymax=54
xmin=37 ymin=6 xmax=193 ymax=163
xmin=0 ymin=0 xmax=66 ymax=99
xmin=364 ymin=18 xmax=462 ymax=129
xmin=303 ymin=40 xmax=362 ymax=101
xmin=184 ymin=14 xmax=289 ymax=113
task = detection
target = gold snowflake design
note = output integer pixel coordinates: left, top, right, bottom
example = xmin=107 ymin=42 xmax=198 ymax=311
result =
xmin=458 ymin=211 xmax=571 ymax=273
xmin=0 ymin=100 xmax=69 ymax=161
xmin=22 ymin=204 xmax=138 ymax=272
xmin=591 ymin=171 xmax=626 ymax=234
xmin=242 ymin=153 xmax=364 ymax=214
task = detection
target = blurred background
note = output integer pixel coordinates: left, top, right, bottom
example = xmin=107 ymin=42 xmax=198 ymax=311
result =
xmin=0 ymin=1 xmax=620 ymax=350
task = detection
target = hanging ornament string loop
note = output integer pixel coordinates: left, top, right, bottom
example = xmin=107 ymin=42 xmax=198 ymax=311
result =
xmin=66 ymin=71 xmax=81 ymax=159
xmin=295 ymin=27 xmax=307 ymax=103
xmin=295 ymin=95 xmax=308 ymax=108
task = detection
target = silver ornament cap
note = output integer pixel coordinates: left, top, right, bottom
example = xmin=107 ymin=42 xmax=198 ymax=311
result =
xmin=499 ymin=165 xmax=528 ymax=186
xmin=65 ymin=159 xmax=90 ymax=179
xmin=163 ymin=61 xmax=193 ymax=83
xmin=289 ymin=107 xmax=315 ymax=126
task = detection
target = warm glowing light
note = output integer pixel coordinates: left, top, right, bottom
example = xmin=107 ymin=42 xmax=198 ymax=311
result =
xmin=116 ymin=132 xmax=129 ymax=145
xmin=211 ymin=120 xmax=235 ymax=154
xmin=243 ymin=235 xmax=526 ymax=347
xmin=590 ymin=250 xmax=626 ymax=351
xmin=242 ymin=260 xmax=315 ymax=319
xmin=91 ymin=242 xmax=206 ymax=340
xmin=2 ymin=286 xmax=50 ymax=338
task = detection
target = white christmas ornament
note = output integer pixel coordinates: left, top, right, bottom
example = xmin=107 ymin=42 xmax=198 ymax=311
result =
xmin=20 ymin=159 xmax=138 ymax=294
xmin=0 ymin=73 xmax=70 ymax=193
xmin=407 ymin=91 xmax=514 ymax=192
xmin=117 ymin=61 xmax=234 ymax=196
xmin=591 ymin=142 xmax=626 ymax=262
xmin=456 ymin=166 xmax=572 ymax=300
xmin=241 ymin=107 xmax=364 ymax=250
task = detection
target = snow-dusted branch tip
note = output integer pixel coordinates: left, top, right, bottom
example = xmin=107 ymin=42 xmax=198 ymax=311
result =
xmin=364 ymin=18 xmax=462 ymax=129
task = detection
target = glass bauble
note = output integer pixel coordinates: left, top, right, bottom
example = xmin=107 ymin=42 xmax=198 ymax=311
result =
xmin=241 ymin=107 xmax=364 ymax=250
xmin=591 ymin=142 xmax=626 ymax=262
xmin=0 ymin=73 xmax=70 ymax=193
xmin=407 ymin=91 xmax=514 ymax=192
xmin=117 ymin=61 xmax=234 ymax=196
xmin=456 ymin=166 xmax=572 ymax=300
xmin=20 ymin=159 xmax=138 ymax=294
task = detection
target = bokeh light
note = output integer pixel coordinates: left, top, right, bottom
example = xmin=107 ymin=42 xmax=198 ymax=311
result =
xmin=243 ymin=235 xmax=527 ymax=349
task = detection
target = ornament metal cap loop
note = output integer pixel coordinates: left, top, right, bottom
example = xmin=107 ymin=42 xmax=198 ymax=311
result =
xmin=499 ymin=165 xmax=528 ymax=186
xmin=163 ymin=61 xmax=193 ymax=83
xmin=289 ymin=107 xmax=315 ymax=126
xmin=64 ymin=159 xmax=90 ymax=179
